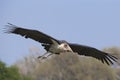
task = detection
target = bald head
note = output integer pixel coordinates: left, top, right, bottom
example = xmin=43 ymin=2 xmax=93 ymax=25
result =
xmin=58 ymin=42 xmax=73 ymax=52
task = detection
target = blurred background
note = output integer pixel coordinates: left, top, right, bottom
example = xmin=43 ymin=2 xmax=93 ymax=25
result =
xmin=0 ymin=0 xmax=120 ymax=80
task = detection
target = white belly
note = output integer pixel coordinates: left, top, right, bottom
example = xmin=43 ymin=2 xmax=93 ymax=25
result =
xmin=49 ymin=45 xmax=63 ymax=53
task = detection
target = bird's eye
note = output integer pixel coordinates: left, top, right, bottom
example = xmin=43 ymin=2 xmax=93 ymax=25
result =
xmin=64 ymin=44 xmax=68 ymax=48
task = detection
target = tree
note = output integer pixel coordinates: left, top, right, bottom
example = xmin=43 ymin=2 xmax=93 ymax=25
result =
xmin=15 ymin=52 xmax=116 ymax=80
xmin=35 ymin=53 xmax=116 ymax=80
xmin=0 ymin=61 xmax=32 ymax=80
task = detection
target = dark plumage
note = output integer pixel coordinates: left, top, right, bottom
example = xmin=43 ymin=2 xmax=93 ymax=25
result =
xmin=5 ymin=23 xmax=118 ymax=65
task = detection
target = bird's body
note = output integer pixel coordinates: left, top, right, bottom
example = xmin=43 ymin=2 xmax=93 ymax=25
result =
xmin=5 ymin=23 xmax=118 ymax=65
xmin=44 ymin=40 xmax=73 ymax=54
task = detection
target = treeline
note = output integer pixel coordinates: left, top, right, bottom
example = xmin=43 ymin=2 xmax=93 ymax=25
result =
xmin=0 ymin=61 xmax=32 ymax=80
xmin=1 ymin=46 xmax=120 ymax=80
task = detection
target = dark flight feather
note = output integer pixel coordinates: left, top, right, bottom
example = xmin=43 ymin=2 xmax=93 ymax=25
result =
xmin=6 ymin=23 xmax=60 ymax=44
xmin=69 ymin=43 xmax=117 ymax=65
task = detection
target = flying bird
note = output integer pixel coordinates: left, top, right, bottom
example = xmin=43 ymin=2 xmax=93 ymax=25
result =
xmin=5 ymin=23 xmax=117 ymax=65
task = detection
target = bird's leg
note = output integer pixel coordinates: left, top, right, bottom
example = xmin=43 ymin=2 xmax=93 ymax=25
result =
xmin=45 ymin=53 xmax=53 ymax=58
xmin=37 ymin=52 xmax=48 ymax=59
xmin=40 ymin=53 xmax=54 ymax=61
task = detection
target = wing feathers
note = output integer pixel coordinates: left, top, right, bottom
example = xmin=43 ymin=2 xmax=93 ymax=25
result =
xmin=6 ymin=23 xmax=59 ymax=44
xmin=69 ymin=43 xmax=117 ymax=65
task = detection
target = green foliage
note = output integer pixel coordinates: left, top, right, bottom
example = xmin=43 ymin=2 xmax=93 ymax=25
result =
xmin=0 ymin=61 xmax=32 ymax=80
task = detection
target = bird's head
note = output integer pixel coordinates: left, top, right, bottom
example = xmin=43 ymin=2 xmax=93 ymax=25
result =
xmin=58 ymin=42 xmax=73 ymax=52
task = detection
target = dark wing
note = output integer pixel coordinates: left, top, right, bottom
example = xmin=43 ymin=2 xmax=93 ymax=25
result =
xmin=5 ymin=23 xmax=60 ymax=44
xmin=69 ymin=43 xmax=117 ymax=65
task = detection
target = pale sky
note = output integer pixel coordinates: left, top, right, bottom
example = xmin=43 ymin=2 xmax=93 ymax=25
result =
xmin=0 ymin=0 xmax=120 ymax=65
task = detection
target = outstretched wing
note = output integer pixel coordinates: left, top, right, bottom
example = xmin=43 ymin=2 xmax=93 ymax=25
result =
xmin=5 ymin=23 xmax=60 ymax=44
xmin=69 ymin=43 xmax=117 ymax=65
